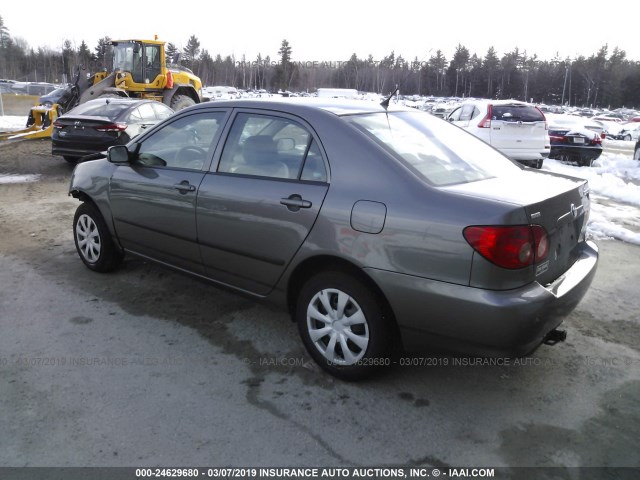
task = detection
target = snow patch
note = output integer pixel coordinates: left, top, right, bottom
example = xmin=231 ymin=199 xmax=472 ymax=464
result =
xmin=0 ymin=173 xmax=41 ymax=184
xmin=0 ymin=116 xmax=28 ymax=131
xmin=543 ymin=153 xmax=640 ymax=245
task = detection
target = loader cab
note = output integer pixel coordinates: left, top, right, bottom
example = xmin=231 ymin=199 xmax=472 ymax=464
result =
xmin=112 ymin=41 xmax=163 ymax=85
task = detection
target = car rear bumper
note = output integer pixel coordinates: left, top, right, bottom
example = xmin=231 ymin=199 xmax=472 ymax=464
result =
xmin=501 ymin=148 xmax=550 ymax=161
xmin=549 ymin=145 xmax=603 ymax=161
xmin=365 ymin=240 xmax=598 ymax=357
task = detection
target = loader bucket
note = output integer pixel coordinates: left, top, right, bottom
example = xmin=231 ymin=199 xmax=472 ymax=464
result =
xmin=0 ymin=104 xmax=60 ymax=141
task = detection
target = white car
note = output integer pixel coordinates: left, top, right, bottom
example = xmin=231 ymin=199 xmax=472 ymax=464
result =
xmin=446 ymin=99 xmax=550 ymax=168
xmin=617 ymin=122 xmax=640 ymax=141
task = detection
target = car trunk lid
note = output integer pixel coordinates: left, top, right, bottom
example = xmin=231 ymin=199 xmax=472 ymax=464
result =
xmin=445 ymin=170 xmax=590 ymax=285
xmin=54 ymin=116 xmax=126 ymax=142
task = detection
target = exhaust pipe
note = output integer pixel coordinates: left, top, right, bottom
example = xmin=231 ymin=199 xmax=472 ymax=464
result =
xmin=543 ymin=329 xmax=567 ymax=346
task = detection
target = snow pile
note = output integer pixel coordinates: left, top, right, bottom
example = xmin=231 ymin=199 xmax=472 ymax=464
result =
xmin=0 ymin=115 xmax=28 ymax=131
xmin=543 ymin=153 xmax=640 ymax=245
xmin=0 ymin=173 xmax=41 ymax=184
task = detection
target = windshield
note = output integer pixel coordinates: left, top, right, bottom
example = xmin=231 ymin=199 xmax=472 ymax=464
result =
xmin=346 ymin=111 xmax=521 ymax=186
xmin=112 ymin=42 xmax=143 ymax=79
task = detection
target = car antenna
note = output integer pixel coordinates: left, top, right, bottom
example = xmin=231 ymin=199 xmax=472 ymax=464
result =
xmin=380 ymin=85 xmax=399 ymax=110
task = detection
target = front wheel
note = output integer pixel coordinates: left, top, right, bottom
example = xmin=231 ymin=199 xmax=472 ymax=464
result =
xmin=296 ymin=271 xmax=393 ymax=380
xmin=73 ymin=202 xmax=123 ymax=272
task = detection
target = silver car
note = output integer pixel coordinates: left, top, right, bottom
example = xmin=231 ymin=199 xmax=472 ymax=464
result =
xmin=69 ymin=99 xmax=598 ymax=379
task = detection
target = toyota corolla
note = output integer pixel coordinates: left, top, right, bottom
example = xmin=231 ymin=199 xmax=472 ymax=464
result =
xmin=69 ymin=98 xmax=598 ymax=379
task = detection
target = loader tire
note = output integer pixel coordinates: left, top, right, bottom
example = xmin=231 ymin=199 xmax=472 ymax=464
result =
xmin=170 ymin=94 xmax=196 ymax=111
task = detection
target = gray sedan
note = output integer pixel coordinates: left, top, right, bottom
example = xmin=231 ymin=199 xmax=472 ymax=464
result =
xmin=69 ymin=98 xmax=598 ymax=380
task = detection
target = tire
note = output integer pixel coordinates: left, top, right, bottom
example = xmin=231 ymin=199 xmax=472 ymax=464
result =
xmin=170 ymin=94 xmax=196 ymax=111
xmin=634 ymin=148 xmax=640 ymax=161
xmin=624 ymin=134 xmax=632 ymax=141
xmin=63 ymin=156 xmax=80 ymax=164
xmin=73 ymin=202 xmax=123 ymax=272
xmin=578 ymin=157 xmax=593 ymax=167
xmin=296 ymin=271 xmax=393 ymax=380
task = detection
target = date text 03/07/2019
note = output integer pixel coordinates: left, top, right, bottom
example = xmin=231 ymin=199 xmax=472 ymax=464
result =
xmin=135 ymin=467 xmax=496 ymax=478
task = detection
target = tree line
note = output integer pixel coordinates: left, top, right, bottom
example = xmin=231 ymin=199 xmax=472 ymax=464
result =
xmin=1 ymin=15 xmax=639 ymax=109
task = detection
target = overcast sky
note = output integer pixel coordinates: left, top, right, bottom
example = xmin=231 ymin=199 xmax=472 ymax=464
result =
xmin=2 ymin=1 xmax=637 ymax=62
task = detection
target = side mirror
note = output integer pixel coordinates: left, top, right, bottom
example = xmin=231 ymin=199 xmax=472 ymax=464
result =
xmin=108 ymin=145 xmax=130 ymax=164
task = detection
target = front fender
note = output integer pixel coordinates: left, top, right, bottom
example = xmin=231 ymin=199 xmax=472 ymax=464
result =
xmin=69 ymin=158 xmax=120 ymax=240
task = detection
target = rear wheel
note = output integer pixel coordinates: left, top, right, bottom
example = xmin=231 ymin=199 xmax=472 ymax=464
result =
xmin=170 ymin=94 xmax=196 ymax=111
xmin=73 ymin=202 xmax=123 ymax=272
xmin=296 ymin=271 xmax=393 ymax=380
xmin=634 ymin=148 xmax=640 ymax=161
xmin=624 ymin=134 xmax=632 ymax=141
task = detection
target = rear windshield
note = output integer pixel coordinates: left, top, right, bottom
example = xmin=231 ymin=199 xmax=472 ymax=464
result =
xmin=67 ymin=101 xmax=131 ymax=119
xmin=346 ymin=111 xmax=521 ymax=187
xmin=492 ymin=104 xmax=544 ymax=122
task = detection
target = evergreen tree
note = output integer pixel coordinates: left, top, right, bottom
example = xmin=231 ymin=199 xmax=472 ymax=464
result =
xmin=182 ymin=35 xmax=201 ymax=69
xmin=94 ymin=37 xmax=112 ymax=70
xmin=277 ymin=39 xmax=293 ymax=90
xmin=0 ymin=15 xmax=10 ymax=49
xmin=166 ymin=43 xmax=178 ymax=64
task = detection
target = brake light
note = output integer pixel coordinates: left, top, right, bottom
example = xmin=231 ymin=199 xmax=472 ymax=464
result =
xmin=535 ymin=106 xmax=548 ymax=130
xmin=95 ymin=123 xmax=127 ymax=132
xmin=463 ymin=225 xmax=549 ymax=269
xmin=478 ymin=104 xmax=492 ymax=128
xmin=166 ymin=70 xmax=174 ymax=89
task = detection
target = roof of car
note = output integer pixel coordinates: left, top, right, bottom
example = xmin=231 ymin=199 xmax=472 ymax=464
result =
xmin=83 ymin=97 xmax=155 ymax=105
xmin=191 ymin=97 xmax=414 ymax=116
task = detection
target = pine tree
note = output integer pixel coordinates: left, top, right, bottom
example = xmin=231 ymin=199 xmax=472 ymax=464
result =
xmin=182 ymin=35 xmax=201 ymax=69
xmin=277 ymin=39 xmax=293 ymax=90
xmin=94 ymin=37 xmax=112 ymax=70
xmin=0 ymin=15 xmax=10 ymax=49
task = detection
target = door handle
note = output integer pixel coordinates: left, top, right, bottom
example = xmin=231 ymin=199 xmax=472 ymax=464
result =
xmin=173 ymin=181 xmax=196 ymax=192
xmin=280 ymin=194 xmax=312 ymax=212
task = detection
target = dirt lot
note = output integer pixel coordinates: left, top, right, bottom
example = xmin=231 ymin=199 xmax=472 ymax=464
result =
xmin=1 ymin=139 xmax=639 ymax=472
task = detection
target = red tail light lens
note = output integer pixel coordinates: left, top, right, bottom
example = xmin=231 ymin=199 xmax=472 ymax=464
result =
xmin=463 ymin=225 xmax=549 ymax=270
xmin=53 ymin=120 xmax=64 ymax=129
xmin=477 ymin=104 xmax=492 ymax=128
xmin=535 ymin=106 xmax=548 ymax=130
xmin=95 ymin=123 xmax=127 ymax=132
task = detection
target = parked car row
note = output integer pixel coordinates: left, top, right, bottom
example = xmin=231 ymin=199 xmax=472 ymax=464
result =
xmin=446 ymin=100 xmax=550 ymax=168
xmin=68 ymin=98 xmax=598 ymax=379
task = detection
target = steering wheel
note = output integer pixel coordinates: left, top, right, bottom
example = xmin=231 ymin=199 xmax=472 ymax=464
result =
xmin=176 ymin=146 xmax=207 ymax=170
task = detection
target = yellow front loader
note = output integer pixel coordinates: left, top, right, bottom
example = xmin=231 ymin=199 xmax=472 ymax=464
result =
xmin=1 ymin=37 xmax=203 ymax=141
xmin=0 ymin=104 xmax=60 ymax=141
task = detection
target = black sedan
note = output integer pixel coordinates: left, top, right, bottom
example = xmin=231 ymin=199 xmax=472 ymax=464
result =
xmin=52 ymin=98 xmax=174 ymax=163
xmin=546 ymin=114 xmax=603 ymax=167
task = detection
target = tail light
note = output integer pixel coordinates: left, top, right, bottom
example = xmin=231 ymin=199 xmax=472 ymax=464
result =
xmin=95 ymin=123 xmax=127 ymax=132
xmin=478 ymin=104 xmax=492 ymax=128
xmin=463 ymin=225 xmax=549 ymax=270
xmin=166 ymin=70 xmax=174 ymax=89
xmin=53 ymin=120 xmax=64 ymax=129
xmin=535 ymin=106 xmax=548 ymax=130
